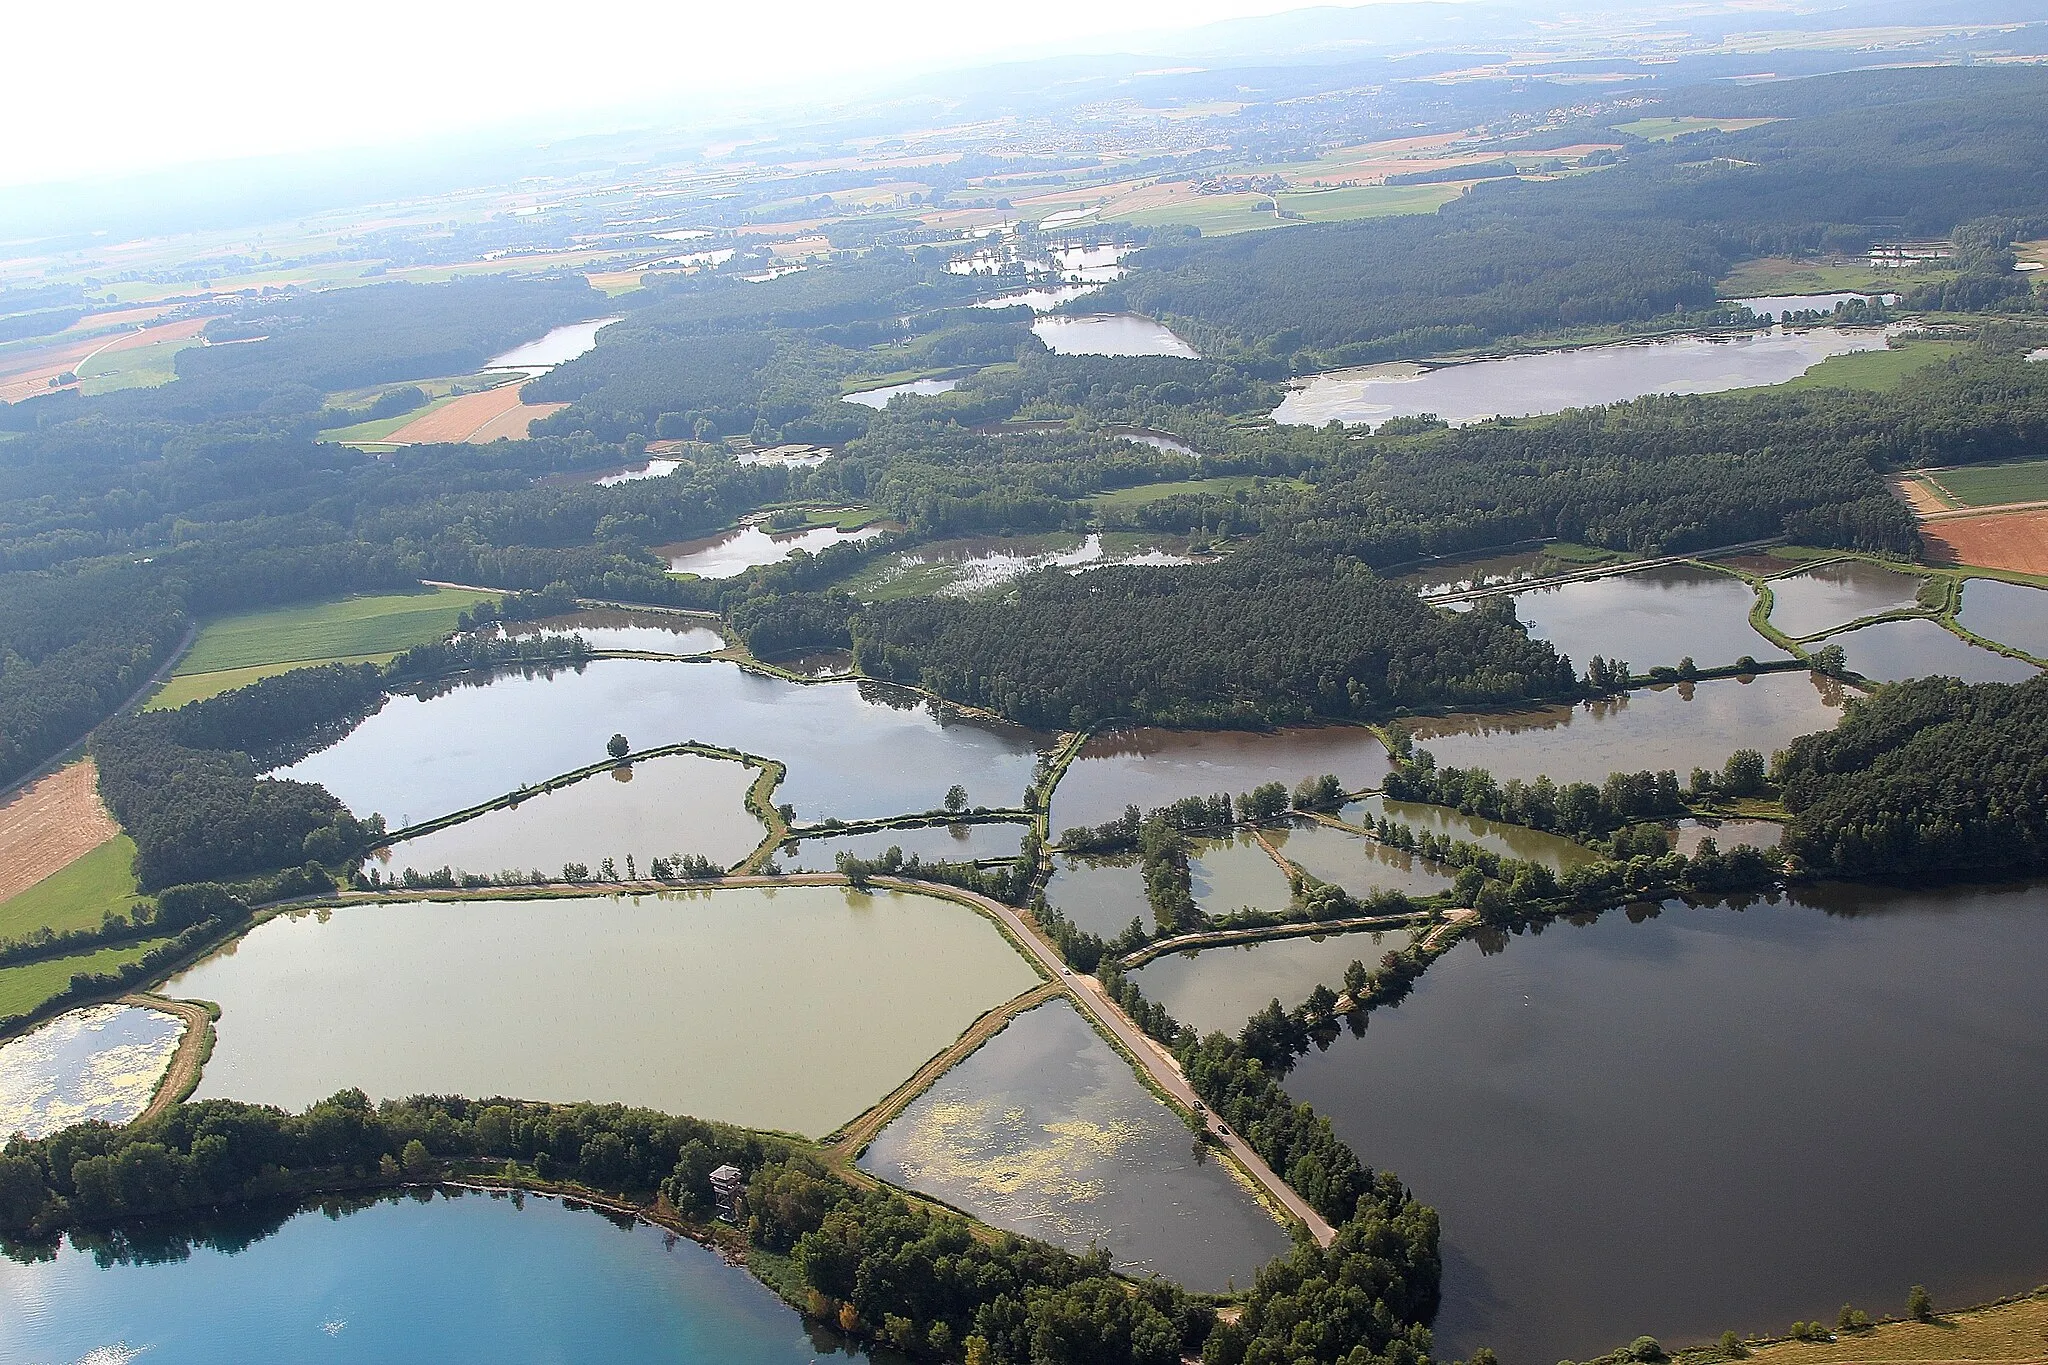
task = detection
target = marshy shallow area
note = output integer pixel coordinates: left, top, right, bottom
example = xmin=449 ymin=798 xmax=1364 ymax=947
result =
xmin=168 ymin=886 xmax=1040 ymax=1136
xmin=0 ymin=1187 xmax=852 ymax=1365
xmin=860 ymin=1000 xmax=1291 ymax=1291
xmin=0 ymin=1003 xmax=186 ymax=1140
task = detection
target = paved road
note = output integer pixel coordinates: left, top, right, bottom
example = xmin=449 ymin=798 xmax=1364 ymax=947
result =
xmin=877 ymin=877 xmax=1339 ymax=1247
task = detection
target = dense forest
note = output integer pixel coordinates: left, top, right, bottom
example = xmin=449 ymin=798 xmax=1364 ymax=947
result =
xmin=1109 ymin=69 xmax=2048 ymax=368
xmin=1779 ymin=675 xmax=2048 ymax=877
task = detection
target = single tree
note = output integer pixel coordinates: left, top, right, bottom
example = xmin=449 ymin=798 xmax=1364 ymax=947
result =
xmin=944 ymin=784 xmax=968 ymax=813
xmin=1908 ymin=1285 xmax=1934 ymax=1322
xmin=607 ymin=733 xmax=630 ymax=759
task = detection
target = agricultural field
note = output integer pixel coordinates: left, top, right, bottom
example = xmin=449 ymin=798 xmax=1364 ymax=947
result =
xmin=1917 ymin=508 xmax=2048 ymax=576
xmin=0 ymin=837 xmax=144 ymax=943
xmin=1718 ymin=255 xmax=1933 ymax=297
xmin=0 ymin=761 xmax=122 ymax=905
xmin=370 ymin=382 xmax=566 ymax=445
xmin=1613 ymin=115 xmax=1781 ymax=140
xmin=1714 ymin=1293 xmax=2048 ymax=1365
xmin=1918 ymin=460 xmax=2048 ymax=509
xmin=0 ymin=938 xmax=170 ymax=1020
xmin=150 ymin=587 xmax=496 ymax=707
xmin=0 ymin=316 xmax=211 ymax=404
xmin=1089 ymin=475 xmax=1282 ymax=508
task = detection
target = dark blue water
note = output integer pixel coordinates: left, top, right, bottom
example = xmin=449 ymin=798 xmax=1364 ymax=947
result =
xmin=1 ymin=1187 xmax=863 ymax=1365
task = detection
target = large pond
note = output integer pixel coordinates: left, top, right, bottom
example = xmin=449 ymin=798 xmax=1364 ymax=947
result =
xmin=848 ymin=532 xmax=1196 ymax=599
xmin=1731 ymin=292 xmax=1896 ymax=315
xmin=483 ymin=317 xmax=622 ymax=370
xmin=1132 ymin=928 xmax=1400 ymax=1037
xmin=1511 ymin=564 xmax=1783 ymax=672
xmin=778 ymin=820 xmax=1028 ymax=872
xmin=1044 ymin=854 xmax=1151 ymax=939
xmin=485 ymin=608 xmax=725 ymax=655
xmin=1264 ymin=821 xmax=1458 ymax=900
xmin=167 ymin=887 xmax=1040 ymax=1137
xmin=1401 ymin=672 xmax=1846 ymax=783
xmin=1820 ymin=617 xmax=2038 ymax=684
xmin=374 ymin=753 xmax=765 ymax=877
xmin=1765 ymin=560 xmax=1926 ymax=638
xmin=0 ymin=1002 xmax=185 ymax=1140
xmin=1957 ymin=577 xmax=2048 ymax=659
xmin=661 ymin=523 xmax=888 ymax=578
xmin=1271 ymin=327 xmax=1887 ymax=428
xmin=975 ymin=282 xmax=1102 ymax=312
xmin=1190 ymin=829 xmax=1295 ymax=917
xmin=1399 ymin=547 xmax=1606 ymax=600
xmin=843 ymin=377 xmax=958 ymax=407
xmin=1032 ymin=315 xmax=1198 ymax=358
xmin=1343 ymin=795 xmax=1595 ymax=870
xmin=1283 ymin=883 xmax=2048 ymax=1364
xmin=275 ymin=659 xmax=1048 ymax=828
xmin=1 ymin=1187 xmax=860 ymax=1365
xmin=860 ymin=1000 xmax=1291 ymax=1291
xmin=1052 ymin=726 xmax=1391 ymax=833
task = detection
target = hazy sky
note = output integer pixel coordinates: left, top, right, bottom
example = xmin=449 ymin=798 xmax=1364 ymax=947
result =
xmin=3 ymin=0 xmax=1391 ymax=188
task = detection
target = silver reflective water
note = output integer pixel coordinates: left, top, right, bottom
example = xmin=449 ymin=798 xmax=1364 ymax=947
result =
xmin=0 ymin=1003 xmax=185 ymax=1139
xmin=1272 ymin=328 xmax=1888 ymax=427
xmin=1343 ymin=796 xmax=1595 ymax=870
xmin=1032 ymin=314 xmax=1199 ymax=357
xmin=1766 ymin=560 xmax=1927 ymax=637
xmin=842 ymin=377 xmax=959 ymax=407
xmin=778 ymin=820 xmax=1027 ymax=872
xmin=860 ymin=1000 xmax=1292 ymax=1291
xmin=1511 ymin=564 xmax=1784 ymax=670
xmin=483 ymin=317 xmax=622 ymax=370
xmin=1188 ymin=829 xmax=1295 ymax=915
xmin=1401 ymin=672 xmax=1847 ymax=783
xmin=1045 ymin=853 xmax=1152 ymax=938
xmin=1132 ymin=930 xmax=1398 ymax=1038
xmin=169 ymin=888 xmax=1040 ymax=1137
xmin=1957 ymin=577 xmax=2048 ymax=658
xmin=1264 ymin=821 xmax=1459 ymax=899
xmin=1821 ymin=617 xmax=2038 ymax=684
xmin=660 ymin=523 xmax=886 ymax=578
xmin=1053 ymin=725 xmax=1391 ymax=833
xmin=485 ymin=608 xmax=725 ymax=655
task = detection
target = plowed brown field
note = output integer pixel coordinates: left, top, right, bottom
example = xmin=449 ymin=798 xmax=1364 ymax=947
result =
xmin=0 ymin=317 xmax=210 ymax=404
xmin=0 ymin=760 xmax=119 ymax=901
xmin=1919 ymin=508 xmax=2048 ymax=575
xmin=383 ymin=383 xmax=567 ymax=444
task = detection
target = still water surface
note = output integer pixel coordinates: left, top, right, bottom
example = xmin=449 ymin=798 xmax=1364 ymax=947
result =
xmin=1822 ymin=617 xmax=2038 ymax=684
xmin=1284 ymin=885 xmax=2048 ymax=1363
xmin=275 ymin=659 xmax=1048 ymax=827
xmin=861 ymin=1001 xmax=1291 ymax=1291
xmin=1402 ymin=672 xmax=1846 ymax=783
xmin=1957 ymin=577 xmax=2048 ymax=658
xmin=483 ymin=317 xmax=622 ymax=370
xmin=1512 ymin=564 xmax=1782 ymax=671
xmin=484 ymin=608 xmax=724 ymax=655
xmin=1766 ymin=560 xmax=1926 ymax=638
xmin=1343 ymin=796 xmax=1594 ymax=870
xmin=842 ymin=377 xmax=958 ymax=407
xmin=1189 ymin=829 xmax=1295 ymax=916
xmin=169 ymin=887 xmax=1039 ymax=1135
xmin=1 ymin=1188 xmax=864 ymax=1365
xmin=1133 ymin=929 xmax=1397 ymax=1037
xmin=375 ymin=753 xmax=765 ymax=875
xmin=1032 ymin=314 xmax=1198 ymax=357
xmin=1265 ymin=821 xmax=1458 ymax=899
xmin=778 ymin=821 xmax=1028 ymax=872
xmin=1044 ymin=854 xmax=1152 ymax=939
xmin=661 ymin=523 xmax=886 ymax=578
xmin=1272 ymin=328 xmax=1886 ymax=428
xmin=0 ymin=1003 xmax=185 ymax=1140
xmin=1053 ymin=726 xmax=1390 ymax=832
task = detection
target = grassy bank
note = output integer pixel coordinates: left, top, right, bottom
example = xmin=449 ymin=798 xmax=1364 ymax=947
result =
xmin=0 ymin=937 xmax=172 ymax=1019
xmin=1672 ymin=1291 xmax=2048 ymax=1365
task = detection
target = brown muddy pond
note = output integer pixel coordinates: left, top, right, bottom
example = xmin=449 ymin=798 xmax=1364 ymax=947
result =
xmin=170 ymin=887 xmax=1041 ymax=1137
xmin=1401 ymin=672 xmax=1847 ymax=784
xmin=1189 ymin=829 xmax=1295 ymax=916
xmin=859 ymin=1000 xmax=1291 ymax=1291
xmin=1264 ymin=821 xmax=1458 ymax=899
xmin=1822 ymin=618 xmax=2038 ymax=684
xmin=1511 ymin=564 xmax=1785 ymax=671
xmin=1052 ymin=726 xmax=1391 ymax=833
xmin=1284 ymin=883 xmax=2048 ymax=1364
xmin=1044 ymin=854 xmax=1152 ymax=939
xmin=1131 ymin=929 xmax=1399 ymax=1038
xmin=778 ymin=820 xmax=1028 ymax=872
xmin=1765 ymin=560 xmax=1926 ymax=638
xmin=660 ymin=523 xmax=886 ymax=578
xmin=1343 ymin=796 xmax=1595 ymax=870
xmin=1957 ymin=577 xmax=2048 ymax=659
xmin=274 ymin=659 xmax=1049 ymax=829
xmin=373 ymin=753 xmax=765 ymax=878
xmin=483 ymin=609 xmax=724 ymax=655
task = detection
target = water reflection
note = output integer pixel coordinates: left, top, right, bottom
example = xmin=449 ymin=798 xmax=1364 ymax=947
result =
xmin=1343 ymin=796 xmax=1594 ymax=870
xmin=483 ymin=608 xmax=724 ymax=655
xmin=1032 ymin=315 xmax=1198 ymax=358
xmin=860 ymin=1001 xmax=1291 ymax=1291
xmin=1766 ymin=560 xmax=1926 ymax=638
xmin=1264 ymin=821 xmax=1458 ymax=899
xmin=1045 ymin=854 xmax=1151 ymax=939
xmin=1189 ymin=829 xmax=1295 ymax=915
xmin=169 ymin=887 xmax=1040 ymax=1136
xmin=1511 ymin=564 xmax=1783 ymax=670
xmin=1957 ymin=577 xmax=2048 ymax=658
xmin=1402 ymin=672 xmax=1846 ymax=784
xmin=1284 ymin=884 xmax=2048 ymax=1364
xmin=843 ymin=377 xmax=958 ymax=407
xmin=1132 ymin=931 xmax=1395 ymax=1038
xmin=660 ymin=522 xmax=886 ymax=578
xmin=1053 ymin=726 xmax=1391 ymax=833
xmin=482 ymin=317 xmax=622 ymax=370
xmin=1821 ymin=617 xmax=2038 ymax=684
xmin=1272 ymin=328 xmax=1888 ymax=428
xmin=779 ymin=821 xmax=1027 ymax=871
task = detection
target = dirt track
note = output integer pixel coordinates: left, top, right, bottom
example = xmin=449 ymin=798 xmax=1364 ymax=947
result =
xmin=0 ymin=760 xmax=119 ymax=901
xmin=0 ymin=317 xmax=210 ymax=404
xmin=123 ymin=995 xmax=213 ymax=1124
xmin=382 ymin=383 xmax=567 ymax=444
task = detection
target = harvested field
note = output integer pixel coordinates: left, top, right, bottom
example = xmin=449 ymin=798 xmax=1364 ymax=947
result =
xmin=1730 ymin=1292 xmax=2048 ymax=1365
xmin=380 ymin=382 xmax=566 ymax=444
xmin=0 ymin=318 xmax=209 ymax=404
xmin=1919 ymin=508 xmax=2048 ymax=576
xmin=1893 ymin=475 xmax=1955 ymax=515
xmin=0 ymin=761 xmax=120 ymax=903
